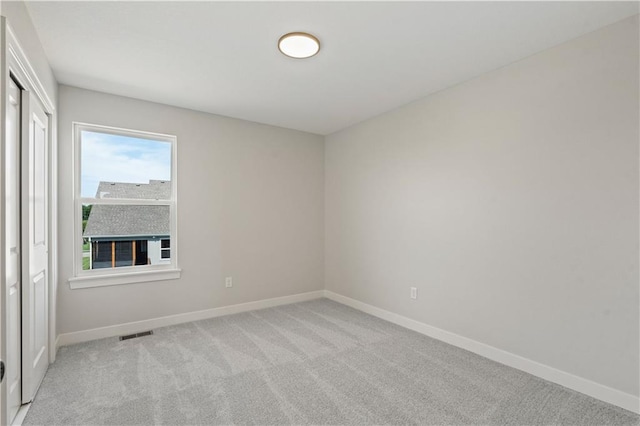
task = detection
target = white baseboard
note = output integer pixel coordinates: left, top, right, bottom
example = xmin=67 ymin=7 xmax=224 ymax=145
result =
xmin=53 ymin=335 xmax=60 ymax=357
xmin=324 ymin=290 xmax=640 ymax=415
xmin=11 ymin=403 xmax=30 ymax=426
xmin=57 ymin=290 xmax=324 ymax=348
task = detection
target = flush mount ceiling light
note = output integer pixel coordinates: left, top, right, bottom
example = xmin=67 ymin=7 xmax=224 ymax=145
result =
xmin=278 ymin=32 xmax=320 ymax=59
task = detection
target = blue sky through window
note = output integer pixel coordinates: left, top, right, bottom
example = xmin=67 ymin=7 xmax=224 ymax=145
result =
xmin=81 ymin=131 xmax=172 ymax=198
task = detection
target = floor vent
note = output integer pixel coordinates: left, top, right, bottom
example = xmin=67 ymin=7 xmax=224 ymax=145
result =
xmin=119 ymin=330 xmax=154 ymax=341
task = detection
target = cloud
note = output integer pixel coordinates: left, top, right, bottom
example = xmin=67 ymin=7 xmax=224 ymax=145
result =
xmin=81 ymin=131 xmax=172 ymax=198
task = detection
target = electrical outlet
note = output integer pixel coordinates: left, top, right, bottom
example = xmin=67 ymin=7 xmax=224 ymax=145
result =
xmin=410 ymin=287 xmax=417 ymax=300
xmin=225 ymin=277 xmax=233 ymax=288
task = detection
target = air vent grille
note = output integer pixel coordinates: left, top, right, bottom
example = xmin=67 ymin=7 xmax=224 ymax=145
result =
xmin=119 ymin=330 xmax=153 ymax=341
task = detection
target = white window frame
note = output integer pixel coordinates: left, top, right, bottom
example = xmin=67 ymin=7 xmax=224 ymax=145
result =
xmin=68 ymin=122 xmax=180 ymax=289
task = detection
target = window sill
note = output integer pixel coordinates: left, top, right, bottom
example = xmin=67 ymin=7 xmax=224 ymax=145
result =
xmin=69 ymin=268 xmax=181 ymax=289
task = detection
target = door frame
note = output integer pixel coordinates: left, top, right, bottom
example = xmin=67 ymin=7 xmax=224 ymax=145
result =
xmin=0 ymin=17 xmax=57 ymax=424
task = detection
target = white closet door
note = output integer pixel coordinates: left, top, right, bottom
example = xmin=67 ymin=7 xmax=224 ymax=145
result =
xmin=21 ymin=91 xmax=49 ymax=402
xmin=6 ymin=78 xmax=23 ymax=422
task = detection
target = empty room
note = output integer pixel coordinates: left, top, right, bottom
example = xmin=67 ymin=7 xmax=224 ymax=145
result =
xmin=0 ymin=1 xmax=639 ymax=425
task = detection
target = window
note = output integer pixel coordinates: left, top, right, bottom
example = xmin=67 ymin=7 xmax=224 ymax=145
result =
xmin=161 ymin=239 xmax=171 ymax=259
xmin=70 ymin=123 xmax=180 ymax=289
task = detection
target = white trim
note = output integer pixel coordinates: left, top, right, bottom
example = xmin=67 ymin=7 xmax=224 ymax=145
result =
xmin=57 ymin=290 xmax=325 ymax=346
xmin=10 ymin=403 xmax=30 ymax=426
xmin=5 ymin=26 xmax=54 ymax=113
xmin=323 ymin=290 xmax=640 ymax=415
xmin=71 ymin=122 xmax=178 ymax=286
xmin=79 ymin=198 xmax=172 ymax=206
xmin=68 ymin=268 xmax=181 ymax=289
xmin=0 ymin=17 xmax=8 ymax=426
xmin=72 ymin=121 xmax=175 ymax=141
xmin=48 ymin=77 xmax=58 ymax=365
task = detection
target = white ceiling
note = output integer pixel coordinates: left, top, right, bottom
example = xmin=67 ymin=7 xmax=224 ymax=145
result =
xmin=26 ymin=1 xmax=639 ymax=135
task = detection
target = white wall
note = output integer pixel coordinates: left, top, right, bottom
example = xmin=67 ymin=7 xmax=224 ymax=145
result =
xmin=57 ymin=85 xmax=324 ymax=334
xmin=325 ymin=15 xmax=639 ymax=398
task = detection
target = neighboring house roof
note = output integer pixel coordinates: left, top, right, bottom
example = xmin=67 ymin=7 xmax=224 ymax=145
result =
xmin=95 ymin=179 xmax=171 ymax=200
xmin=83 ymin=180 xmax=171 ymax=238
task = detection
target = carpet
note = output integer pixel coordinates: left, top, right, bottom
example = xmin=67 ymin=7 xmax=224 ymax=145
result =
xmin=23 ymin=298 xmax=639 ymax=425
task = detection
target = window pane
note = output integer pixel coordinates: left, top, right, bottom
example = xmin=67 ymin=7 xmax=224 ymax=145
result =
xmin=82 ymin=205 xmax=93 ymax=270
xmin=161 ymin=239 xmax=170 ymax=249
xmin=135 ymin=240 xmax=148 ymax=266
xmin=161 ymin=249 xmax=171 ymax=259
xmin=91 ymin=241 xmax=112 ymax=269
xmin=81 ymin=130 xmax=171 ymax=200
xmin=83 ymin=204 xmax=170 ymax=270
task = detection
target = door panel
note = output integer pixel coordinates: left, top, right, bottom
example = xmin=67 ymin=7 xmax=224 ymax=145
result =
xmin=21 ymin=91 xmax=49 ymax=402
xmin=33 ymin=114 xmax=45 ymax=246
xmin=33 ymin=272 xmax=46 ymax=365
xmin=6 ymin=78 xmax=22 ymax=423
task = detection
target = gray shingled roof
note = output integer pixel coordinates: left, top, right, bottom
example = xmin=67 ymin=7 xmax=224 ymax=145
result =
xmin=95 ymin=179 xmax=171 ymax=200
xmin=83 ymin=180 xmax=171 ymax=238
